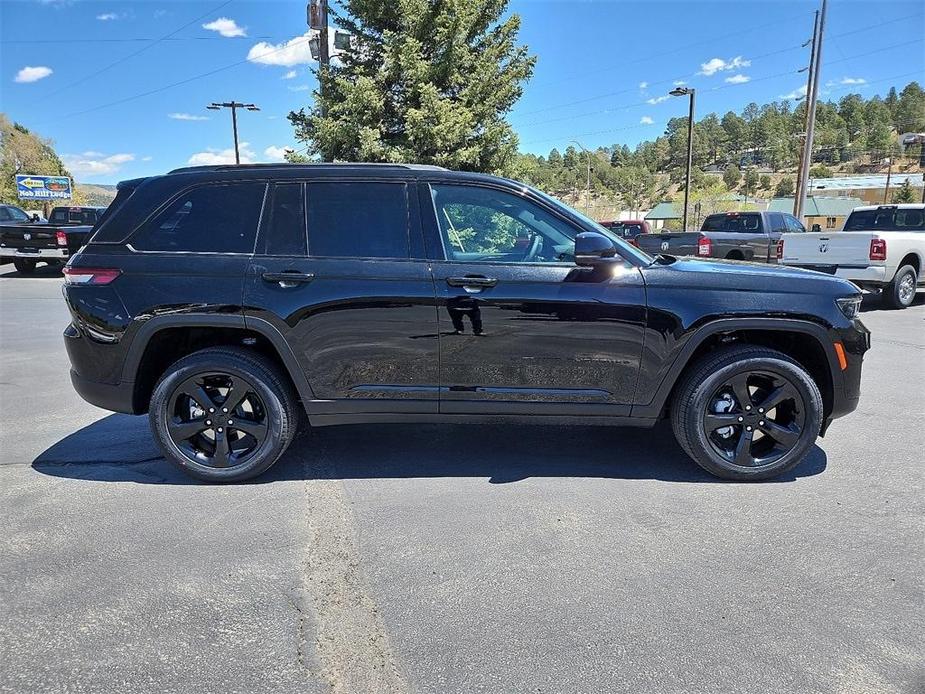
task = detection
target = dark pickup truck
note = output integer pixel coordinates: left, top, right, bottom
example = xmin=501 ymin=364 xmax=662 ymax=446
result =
xmin=634 ymin=211 xmax=806 ymax=263
xmin=0 ymin=205 xmax=106 ymax=273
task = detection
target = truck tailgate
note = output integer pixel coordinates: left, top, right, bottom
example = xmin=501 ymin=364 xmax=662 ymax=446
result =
xmin=780 ymin=232 xmax=876 ymax=268
xmin=635 ymin=232 xmax=702 ymax=256
xmin=0 ymin=225 xmax=59 ymax=250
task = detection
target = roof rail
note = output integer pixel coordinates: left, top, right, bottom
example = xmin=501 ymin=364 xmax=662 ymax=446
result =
xmin=166 ymin=162 xmax=448 ymax=174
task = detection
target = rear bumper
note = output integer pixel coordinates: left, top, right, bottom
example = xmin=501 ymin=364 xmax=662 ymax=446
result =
xmin=0 ymin=247 xmax=69 ymax=259
xmin=70 ymin=369 xmax=136 ymax=415
xmin=785 ymin=263 xmax=887 ymax=285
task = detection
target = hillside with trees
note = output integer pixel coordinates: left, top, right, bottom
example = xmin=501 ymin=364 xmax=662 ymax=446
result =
xmin=511 ymin=81 xmax=925 ymax=222
xmin=0 ymin=114 xmax=85 ymax=208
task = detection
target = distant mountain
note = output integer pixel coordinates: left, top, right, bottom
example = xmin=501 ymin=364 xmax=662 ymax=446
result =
xmin=77 ymin=183 xmax=118 ymax=206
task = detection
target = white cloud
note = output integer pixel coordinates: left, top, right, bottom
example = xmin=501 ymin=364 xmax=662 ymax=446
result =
xmin=188 ymin=142 xmax=255 ymax=166
xmin=263 ymin=145 xmax=290 ymax=161
xmin=646 ymin=95 xmax=670 ymax=105
xmin=202 ymin=17 xmax=246 ymax=38
xmin=638 ymin=81 xmax=648 ymax=89
xmin=288 ymin=84 xmax=311 ymax=92
xmin=96 ymin=12 xmax=118 ymax=20
xmin=725 ymin=74 xmax=750 ymax=84
xmin=840 ymin=77 xmax=867 ymax=85
xmin=14 ymin=66 xmax=53 ymax=83
xmin=62 ymin=151 xmax=135 ymax=177
xmin=168 ymin=112 xmax=209 ymax=121
xmin=673 ymin=80 xmax=686 ymax=86
xmin=640 ymin=116 xmax=654 ymax=125
xmin=698 ymin=55 xmax=750 ymax=76
xmin=780 ymin=84 xmax=808 ymax=100
xmin=247 ymin=33 xmax=314 ymax=67
xmin=141 ymin=156 xmax=153 ymax=162
xmin=282 ymin=70 xmax=297 ymax=79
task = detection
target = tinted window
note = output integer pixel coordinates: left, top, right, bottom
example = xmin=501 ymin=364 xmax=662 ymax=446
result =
xmin=769 ymin=213 xmax=787 ymax=234
xmin=50 ymin=208 xmax=101 ymax=225
xmin=261 ymin=183 xmax=306 ymax=256
xmin=0 ymin=208 xmax=10 ymax=221
xmin=8 ymin=207 xmax=30 ymax=222
xmin=132 ymin=182 xmax=265 ymax=253
xmin=702 ymin=213 xmax=761 ymax=232
xmin=784 ymin=215 xmax=805 ymax=233
xmin=606 ymin=222 xmax=644 ymax=238
xmin=306 ymin=182 xmax=408 ymax=258
xmin=844 ymin=207 xmax=924 ymax=232
xmin=431 ymin=184 xmax=578 ymax=263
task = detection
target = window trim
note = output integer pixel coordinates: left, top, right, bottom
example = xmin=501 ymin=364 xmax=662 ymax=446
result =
xmin=424 ymin=180 xmax=600 ymax=267
xmin=257 ymin=181 xmax=308 ymax=258
xmin=127 ymin=180 xmax=269 ymax=256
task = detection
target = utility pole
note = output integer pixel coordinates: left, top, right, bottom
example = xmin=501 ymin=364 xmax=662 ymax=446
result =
xmin=308 ymin=0 xmax=331 ymax=159
xmin=206 ymin=101 xmax=260 ymax=164
xmin=669 ymin=86 xmax=695 ymax=231
xmin=793 ymin=10 xmax=819 ymax=215
xmin=883 ymin=157 xmax=893 ymax=203
xmin=796 ymin=0 xmax=826 ymax=221
xmin=570 ymin=140 xmax=592 ymax=216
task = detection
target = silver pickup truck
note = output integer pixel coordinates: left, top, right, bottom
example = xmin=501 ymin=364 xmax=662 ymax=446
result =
xmin=634 ymin=211 xmax=806 ymax=263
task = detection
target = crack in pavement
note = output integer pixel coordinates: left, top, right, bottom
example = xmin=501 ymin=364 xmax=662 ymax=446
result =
xmin=299 ymin=442 xmax=409 ymax=694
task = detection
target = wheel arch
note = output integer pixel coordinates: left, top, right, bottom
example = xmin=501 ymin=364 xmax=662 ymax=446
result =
xmin=895 ymin=251 xmax=921 ymax=277
xmin=633 ymin=318 xmax=841 ymax=421
xmin=124 ymin=314 xmax=314 ymax=414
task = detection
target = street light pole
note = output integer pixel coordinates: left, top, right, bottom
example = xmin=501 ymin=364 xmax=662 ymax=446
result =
xmin=206 ymin=101 xmax=261 ymax=164
xmin=569 ymin=140 xmax=592 ymax=215
xmin=669 ymin=86 xmax=696 ymax=232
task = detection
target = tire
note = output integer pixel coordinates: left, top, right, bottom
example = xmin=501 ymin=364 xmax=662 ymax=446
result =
xmin=13 ymin=259 xmax=36 ymax=274
xmin=884 ymin=265 xmax=917 ymax=309
xmin=149 ymin=347 xmax=299 ymax=482
xmin=670 ymin=345 xmax=823 ymax=481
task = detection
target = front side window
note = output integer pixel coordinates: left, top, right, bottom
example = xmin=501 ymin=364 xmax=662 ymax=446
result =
xmin=430 ymin=184 xmax=578 ymax=263
xmin=132 ymin=182 xmax=266 ymax=253
xmin=306 ymin=182 xmax=409 ymax=258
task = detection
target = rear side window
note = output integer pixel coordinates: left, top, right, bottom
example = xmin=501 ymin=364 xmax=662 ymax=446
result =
xmin=132 ymin=182 xmax=266 ymax=253
xmin=702 ymin=213 xmax=761 ymax=233
xmin=260 ymin=183 xmax=306 ymax=256
xmin=306 ymin=182 xmax=409 ymax=258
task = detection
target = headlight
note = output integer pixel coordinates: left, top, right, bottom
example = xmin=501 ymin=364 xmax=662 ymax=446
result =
xmin=835 ymin=296 xmax=861 ymax=320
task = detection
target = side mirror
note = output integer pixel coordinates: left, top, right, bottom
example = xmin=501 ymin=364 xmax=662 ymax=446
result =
xmin=31 ymin=214 xmax=40 ymax=222
xmin=575 ymin=231 xmax=618 ymax=266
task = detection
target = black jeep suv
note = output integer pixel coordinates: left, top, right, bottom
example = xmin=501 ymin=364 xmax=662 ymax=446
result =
xmin=62 ymin=163 xmax=869 ymax=482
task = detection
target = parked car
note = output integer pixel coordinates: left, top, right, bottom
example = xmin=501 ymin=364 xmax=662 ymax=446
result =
xmin=634 ymin=211 xmax=805 ymax=262
xmin=0 ymin=205 xmax=106 ymax=273
xmin=62 ymin=164 xmax=868 ymax=483
xmin=0 ymin=204 xmax=34 ymax=224
xmin=779 ymin=204 xmax=924 ymax=308
xmin=599 ymin=219 xmax=651 ymax=243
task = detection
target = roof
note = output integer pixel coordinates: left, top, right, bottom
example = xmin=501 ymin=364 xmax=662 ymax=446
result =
xmin=645 ymin=201 xmax=681 ymax=220
xmin=851 ymin=203 xmax=925 ymax=211
xmin=167 ymin=162 xmax=448 ymax=175
xmin=768 ymin=196 xmax=864 ymax=217
xmin=807 ymin=173 xmax=924 ymax=191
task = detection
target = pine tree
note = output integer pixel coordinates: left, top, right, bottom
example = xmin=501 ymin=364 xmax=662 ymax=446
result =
xmin=892 ymin=180 xmax=916 ymax=203
xmin=288 ymin=0 xmax=535 ymax=172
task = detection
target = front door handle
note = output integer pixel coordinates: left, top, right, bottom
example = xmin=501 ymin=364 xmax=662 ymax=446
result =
xmin=262 ymin=271 xmax=315 ymax=287
xmin=446 ymin=276 xmax=498 ymax=289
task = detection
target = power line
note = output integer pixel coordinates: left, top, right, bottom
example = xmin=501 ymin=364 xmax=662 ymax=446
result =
xmin=2 ymin=35 xmax=279 ymax=45
xmin=30 ymin=0 xmax=234 ymax=105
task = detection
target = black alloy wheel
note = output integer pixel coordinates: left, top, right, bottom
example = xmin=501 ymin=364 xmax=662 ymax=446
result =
xmin=671 ymin=345 xmax=823 ymax=481
xmin=166 ymin=372 xmax=269 ymax=469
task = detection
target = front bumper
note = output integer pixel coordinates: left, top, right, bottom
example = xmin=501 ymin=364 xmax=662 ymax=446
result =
xmin=0 ymin=247 xmax=69 ymax=259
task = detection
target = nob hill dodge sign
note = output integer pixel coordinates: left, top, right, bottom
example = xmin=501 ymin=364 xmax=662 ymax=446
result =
xmin=16 ymin=175 xmax=72 ymax=200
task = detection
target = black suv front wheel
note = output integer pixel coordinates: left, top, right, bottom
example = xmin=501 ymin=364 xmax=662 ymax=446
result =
xmin=671 ymin=346 xmax=823 ymax=481
xmin=149 ymin=347 xmax=298 ymax=482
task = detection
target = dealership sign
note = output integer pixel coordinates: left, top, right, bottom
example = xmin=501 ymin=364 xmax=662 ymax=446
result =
xmin=15 ymin=175 xmax=72 ymax=200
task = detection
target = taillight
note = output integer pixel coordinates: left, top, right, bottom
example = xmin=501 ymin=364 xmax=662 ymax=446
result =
xmin=697 ymin=235 xmax=712 ymax=257
xmin=869 ymin=238 xmax=886 ymax=261
xmin=55 ymin=230 xmax=67 ymax=247
xmin=630 ymin=237 xmax=639 ymax=247
xmin=776 ymin=239 xmax=784 ymax=260
xmin=62 ymin=267 xmax=121 ymax=285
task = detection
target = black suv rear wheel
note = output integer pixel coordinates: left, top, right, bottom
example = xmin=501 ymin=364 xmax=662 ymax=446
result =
xmin=671 ymin=345 xmax=823 ymax=481
xmin=149 ymin=347 xmax=298 ymax=482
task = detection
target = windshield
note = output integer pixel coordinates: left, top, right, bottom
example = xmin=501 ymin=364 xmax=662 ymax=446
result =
xmin=525 ymin=185 xmax=654 ymax=264
xmin=702 ymin=213 xmax=761 ymax=232
xmin=843 ymin=207 xmax=924 ymax=232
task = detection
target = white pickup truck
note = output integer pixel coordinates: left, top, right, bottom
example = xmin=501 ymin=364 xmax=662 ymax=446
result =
xmin=778 ymin=204 xmax=924 ymax=309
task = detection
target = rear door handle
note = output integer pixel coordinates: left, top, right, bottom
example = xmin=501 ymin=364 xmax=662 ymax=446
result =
xmin=262 ymin=271 xmax=315 ymax=287
xmin=446 ymin=276 xmax=498 ymax=288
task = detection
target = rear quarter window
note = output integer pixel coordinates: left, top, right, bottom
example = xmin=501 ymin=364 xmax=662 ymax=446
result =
xmin=130 ymin=182 xmax=266 ymax=253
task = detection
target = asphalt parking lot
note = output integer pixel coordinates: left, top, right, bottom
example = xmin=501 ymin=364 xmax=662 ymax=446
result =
xmin=1 ymin=265 xmax=923 ymax=694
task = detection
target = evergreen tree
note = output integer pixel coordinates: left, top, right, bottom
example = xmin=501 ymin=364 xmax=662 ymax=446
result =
xmin=288 ymin=0 xmax=535 ymax=172
xmin=774 ymin=177 xmax=795 ymax=197
xmin=723 ymin=164 xmax=740 ymax=189
xmin=892 ymin=179 xmax=916 ymax=203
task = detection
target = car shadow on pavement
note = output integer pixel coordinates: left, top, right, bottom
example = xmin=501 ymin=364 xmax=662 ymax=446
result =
xmin=859 ymin=291 xmax=924 ymax=312
xmin=31 ymin=413 xmax=828 ymax=485
xmin=0 ymin=265 xmax=63 ymax=279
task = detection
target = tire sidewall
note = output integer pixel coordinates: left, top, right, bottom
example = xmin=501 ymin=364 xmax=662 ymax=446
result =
xmin=687 ymin=357 xmax=822 ymax=480
xmin=890 ymin=266 xmax=916 ymax=308
xmin=150 ymin=357 xmax=288 ymax=482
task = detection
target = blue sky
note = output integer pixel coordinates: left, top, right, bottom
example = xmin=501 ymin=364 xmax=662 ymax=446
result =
xmin=1 ymin=0 xmax=922 ymax=184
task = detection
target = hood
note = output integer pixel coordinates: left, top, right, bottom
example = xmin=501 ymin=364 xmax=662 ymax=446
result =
xmin=648 ymin=256 xmax=859 ymax=297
